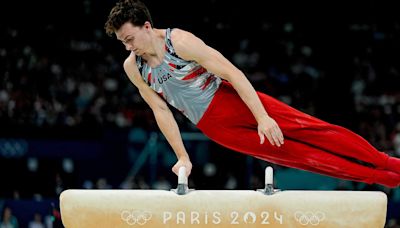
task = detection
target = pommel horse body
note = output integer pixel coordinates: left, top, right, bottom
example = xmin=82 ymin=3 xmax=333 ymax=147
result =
xmin=60 ymin=167 xmax=387 ymax=227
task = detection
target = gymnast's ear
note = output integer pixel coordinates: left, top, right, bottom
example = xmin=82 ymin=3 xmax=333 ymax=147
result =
xmin=144 ymin=21 xmax=152 ymax=29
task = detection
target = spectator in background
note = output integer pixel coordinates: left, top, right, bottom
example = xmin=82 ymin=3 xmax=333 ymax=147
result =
xmin=28 ymin=213 xmax=45 ymax=228
xmin=104 ymin=0 xmax=400 ymax=189
xmin=393 ymin=123 xmax=400 ymax=157
xmin=0 ymin=207 xmax=19 ymax=228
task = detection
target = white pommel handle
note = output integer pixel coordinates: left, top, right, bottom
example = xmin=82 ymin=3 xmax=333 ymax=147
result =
xmin=178 ymin=166 xmax=187 ymax=185
xmin=265 ymin=166 xmax=273 ymax=185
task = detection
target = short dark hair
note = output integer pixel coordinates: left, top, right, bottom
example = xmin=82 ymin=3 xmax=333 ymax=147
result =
xmin=104 ymin=0 xmax=153 ymax=37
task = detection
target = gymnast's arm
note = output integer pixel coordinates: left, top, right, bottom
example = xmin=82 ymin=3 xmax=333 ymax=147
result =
xmin=171 ymin=29 xmax=284 ymax=147
xmin=123 ymin=52 xmax=192 ymax=176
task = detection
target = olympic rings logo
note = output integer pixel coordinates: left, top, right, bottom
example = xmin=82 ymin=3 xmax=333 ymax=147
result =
xmin=121 ymin=210 xmax=152 ymax=226
xmin=294 ymin=211 xmax=325 ymax=226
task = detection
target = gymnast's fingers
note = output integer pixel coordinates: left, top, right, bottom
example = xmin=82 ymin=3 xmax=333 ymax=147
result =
xmin=258 ymin=130 xmax=265 ymax=144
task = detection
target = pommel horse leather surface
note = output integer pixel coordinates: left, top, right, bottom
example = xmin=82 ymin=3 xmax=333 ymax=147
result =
xmin=60 ymin=189 xmax=387 ymax=228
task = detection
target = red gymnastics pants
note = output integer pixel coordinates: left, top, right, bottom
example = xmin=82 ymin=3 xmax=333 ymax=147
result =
xmin=197 ymin=81 xmax=400 ymax=188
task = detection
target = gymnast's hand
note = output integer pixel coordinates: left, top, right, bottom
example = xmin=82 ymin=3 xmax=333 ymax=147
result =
xmin=258 ymin=115 xmax=284 ymax=147
xmin=172 ymin=157 xmax=192 ymax=177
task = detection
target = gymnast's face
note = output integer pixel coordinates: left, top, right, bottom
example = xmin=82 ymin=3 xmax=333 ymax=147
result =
xmin=116 ymin=21 xmax=152 ymax=56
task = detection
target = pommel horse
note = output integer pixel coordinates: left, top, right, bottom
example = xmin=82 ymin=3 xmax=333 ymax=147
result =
xmin=60 ymin=167 xmax=387 ymax=227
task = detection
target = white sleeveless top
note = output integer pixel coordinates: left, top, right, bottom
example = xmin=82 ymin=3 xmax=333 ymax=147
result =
xmin=137 ymin=28 xmax=221 ymax=124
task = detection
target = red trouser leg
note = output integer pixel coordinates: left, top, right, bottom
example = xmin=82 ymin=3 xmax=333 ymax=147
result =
xmin=197 ymin=81 xmax=400 ymax=187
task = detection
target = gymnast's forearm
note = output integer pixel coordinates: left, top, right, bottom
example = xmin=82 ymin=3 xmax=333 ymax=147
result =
xmin=228 ymin=74 xmax=269 ymax=123
xmin=153 ymin=108 xmax=190 ymax=160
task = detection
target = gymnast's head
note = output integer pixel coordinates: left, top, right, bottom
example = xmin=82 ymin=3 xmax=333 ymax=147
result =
xmin=104 ymin=0 xmax=153 ymax=37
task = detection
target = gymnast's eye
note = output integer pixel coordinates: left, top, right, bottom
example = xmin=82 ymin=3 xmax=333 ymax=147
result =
xmin=125 ymin=37 xmax=134 ymax=43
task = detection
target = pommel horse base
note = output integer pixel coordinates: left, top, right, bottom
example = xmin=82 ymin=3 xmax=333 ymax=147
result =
xmin=60 ymin=167 xmax=387 ymax=227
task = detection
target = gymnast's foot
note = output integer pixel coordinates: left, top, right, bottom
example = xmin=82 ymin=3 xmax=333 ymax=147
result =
xmin=386 ymin=156 xmax=400 ymax=175
xmin=374 ymin=169 xmax=400 ymax=188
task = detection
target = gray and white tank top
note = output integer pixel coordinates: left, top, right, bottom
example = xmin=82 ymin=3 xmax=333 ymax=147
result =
xmin=136 ymin=28 xmax=222 ymax=124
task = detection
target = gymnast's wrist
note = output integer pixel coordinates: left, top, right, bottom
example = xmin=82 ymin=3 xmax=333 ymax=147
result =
xmin=177 ymin=153 xmax=190 ymax=161
xmin=255 ymin=113 xmax=270 ymax=123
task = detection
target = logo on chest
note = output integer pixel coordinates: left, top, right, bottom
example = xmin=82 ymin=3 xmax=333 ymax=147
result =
xmin=158 ymin=73 xmax=173 ymax=84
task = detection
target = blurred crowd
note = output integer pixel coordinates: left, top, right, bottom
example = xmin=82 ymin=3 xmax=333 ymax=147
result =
xmin=1 ymin=0 xmax=400 ymax=227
